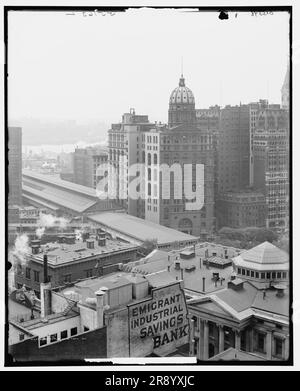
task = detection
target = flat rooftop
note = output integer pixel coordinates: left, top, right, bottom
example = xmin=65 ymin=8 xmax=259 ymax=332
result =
xmin=88 ymin=212 xmax=198 ymax=245
xmin=28 ymin=237 xmax=138 ymax=266
xmin=124 ymin=247 xmax=234 ymax=294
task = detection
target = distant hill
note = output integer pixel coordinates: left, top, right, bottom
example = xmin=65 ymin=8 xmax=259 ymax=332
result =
xmin=10 ymin=118 xmax=109 ymax=145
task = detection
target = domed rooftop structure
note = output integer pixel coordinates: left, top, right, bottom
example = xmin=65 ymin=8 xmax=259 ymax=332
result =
xmin=169 ymin=75 xmax=195 ymax=105
xmin=232 ymin=242 xmax=289 ymax=285
xmin=236 ymin=242 xmax=288 ymax=266
xmin=168 ymin=74 xmax=196 ymax=127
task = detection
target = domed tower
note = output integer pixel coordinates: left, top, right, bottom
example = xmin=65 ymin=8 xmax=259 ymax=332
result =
xmin=168 ymin=74 xmax=196 ymax=127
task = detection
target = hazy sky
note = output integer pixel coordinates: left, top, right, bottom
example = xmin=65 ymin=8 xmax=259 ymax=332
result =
xmin=8 ymin=8 xmax=290 ymax=124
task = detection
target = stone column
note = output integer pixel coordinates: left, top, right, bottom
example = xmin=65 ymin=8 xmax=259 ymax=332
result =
xmin=218 ymin=325 xmax=224 ymax=353
xmin=248 ymin=329 xmax=254 ymax=352
xmin=235 ymin=330 xmax=241 ymax=351
xmin=189 ymin=318 xmax=195 ymax=356
xmin=284 ymin=336 xmax=289 ymax=361
xmin=198 ymin=319 xmax=204 ymax=360
xmin=203 ymin=320 xmax=209 ymax=360
xmin=266 ymin=331 xmax=272 ymax=360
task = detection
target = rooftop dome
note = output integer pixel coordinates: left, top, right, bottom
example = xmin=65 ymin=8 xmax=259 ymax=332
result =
xmin=169 ymin=75 xmax=195 ymax=105
xmin=239 ymin=242 xmax=288 ymax=265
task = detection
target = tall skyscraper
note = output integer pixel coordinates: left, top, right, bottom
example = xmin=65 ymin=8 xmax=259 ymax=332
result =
xmin=253 ymin=105 xmax=289 ymax=230
xmin=248 ymin=100 xmax=269 ymax=187
xmin=73 ymin=146 xmax=108 ymax=189
xmin=281 ymin=63 xmax=290 ymax=110
xmin=8 ymin=126 xmax=22 ymax=206
xmin=108 ymin=109 xmax=155 ymax=215
xmin=217 ymin=104 xmax=251 ymax=195
xmin=108 ymin=75 xmax=216 ymax=238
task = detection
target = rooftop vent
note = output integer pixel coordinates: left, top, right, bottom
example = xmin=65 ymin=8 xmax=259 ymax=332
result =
xmin=274 ymin=284 xmax=286 ymax=298
xmin=86 ymin=240 xmax=94 ymax=249
xmin=228 ymin=278 xmax=244 ymax=291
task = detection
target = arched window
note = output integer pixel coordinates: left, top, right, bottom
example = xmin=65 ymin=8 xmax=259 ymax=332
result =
xmin=153 ymin=153 xmax=158 ymax=165
xmin=148 ymin=183 xmax=151 ymax=196
xmin=148 ymin=153 xmax=151 ymax=166
xmin=148 ymin=168 xmax=151 ymax=180
xmin=142 ymin=151 xmax=145 ymax=163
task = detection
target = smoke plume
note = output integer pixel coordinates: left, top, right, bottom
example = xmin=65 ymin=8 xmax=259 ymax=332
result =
xmin=35 ymin=213 xmax=69 ymax=237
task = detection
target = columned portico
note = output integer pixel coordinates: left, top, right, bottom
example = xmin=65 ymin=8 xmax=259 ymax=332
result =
xmin=218 ymin=325 xmax=224 ymax=353
xmin=235 ymin=330 xmax=241 ymax=350
xmin=203 ymin=320 xmax=209 ymax=360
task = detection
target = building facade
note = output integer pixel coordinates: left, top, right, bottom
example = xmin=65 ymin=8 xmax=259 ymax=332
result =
xmin=13 ymin=231 xmax=139 ymax=296
xmin=108 ymin=76 xmax=216 ymax=238
xmin=281 ymin=63 xmax=290 ymax=110
xmin=188 ymin=242 xmax=290 ymax=361
xmin=217 ymin=105 xmax=251 ymax=195
xmin=73 ymin=146 xmax=108 ymax=189
xmin=216 ymin=190 xmax=266 ymax=229
xmin=253 ymin=106 xmax=289 ymax=230
xmin=8 ymin=127 xmax=22 ymax=206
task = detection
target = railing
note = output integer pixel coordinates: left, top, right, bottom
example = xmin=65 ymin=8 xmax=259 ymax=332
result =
xmin=10 ymin=311 xmax=40 ymax=324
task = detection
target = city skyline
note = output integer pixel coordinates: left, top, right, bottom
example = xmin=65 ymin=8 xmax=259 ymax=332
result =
xmin=8 ymin=9 xmax=289 ymax=126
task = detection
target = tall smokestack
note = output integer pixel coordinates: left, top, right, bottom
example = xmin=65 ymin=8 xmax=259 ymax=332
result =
xmin=41 ymin=253 xmax=51 ymax=318
xmin=43 ymin=254 xmax=49 ymax=283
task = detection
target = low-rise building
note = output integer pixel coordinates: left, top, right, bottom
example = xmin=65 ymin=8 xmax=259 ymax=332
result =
xmin=13 ymin=230 xmax=140 ymax=296
xmin=22 ymin=170 xmax=120 ymax=217
xmin=88 ymin=212 xmax=199 ymax=250
xmin=188 ymin=242 xmax=290 ymax=361
xmin=9 ymin=266 xmax=189 ymax=361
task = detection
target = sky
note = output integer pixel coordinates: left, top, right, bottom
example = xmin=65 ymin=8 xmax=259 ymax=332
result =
xmin=8 ymin=8 xmax=290 ymax=125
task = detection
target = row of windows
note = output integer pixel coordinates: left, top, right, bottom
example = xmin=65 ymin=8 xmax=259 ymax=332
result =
xmin=254 ymin=330 xmax=285 ymax=358
xmin=237 ymin=268 xmax=288 ymax=280
xmin=39 ymin=327 xmax=78 ymax=347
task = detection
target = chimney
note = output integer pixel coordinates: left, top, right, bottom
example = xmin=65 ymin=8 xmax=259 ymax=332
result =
xmin=41 ymin=254 xmax=51 ymax=318
xmin=275 ymin=284 xmax=286 ymax=298
xmin=202 ymin=277 xmax=205 ymax=292
xmin=100 ymin=286 xmax=109 ymax=307
xmin=32 ymin=245 xmax=40 ymax=255
xmin=43 ymin=254 xmax=49 ymax=283
xmin=82 ymin=232 xmax=90 ymax=242
xmin=98 ymin=238 xmax=106 ymax=247
xmin=95 ymin=290 xmax=105 ymax=328
xmin=87 ymin=239 xmax=94 ymax=249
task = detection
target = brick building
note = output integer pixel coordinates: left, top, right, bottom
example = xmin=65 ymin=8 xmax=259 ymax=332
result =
xmin=13 ymin=231 xmax=139 ymax=297
xmin=216 ymin=190 xmax=266 ymax=229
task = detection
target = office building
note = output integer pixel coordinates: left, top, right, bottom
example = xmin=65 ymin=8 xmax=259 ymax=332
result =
xmin=253 ymin=106 xmax=289 ymax=230
xmin=217 ymin=190 xmax=266 ymax=229
xmin=73 ymin=146 xmax=108 ymax=189
xmin=8 ymin=126 xmax=22 ymax=206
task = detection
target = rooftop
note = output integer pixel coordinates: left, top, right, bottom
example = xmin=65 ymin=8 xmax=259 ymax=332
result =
xmin=124 ymin=246 xmax=234 ymax=294
xmin=88 ymin=212 xmax=198 ymax=245
xmin=23 ymin=170 xmax=98 ymax=198
xmin=209 ymin=348 xmax=265 ymax=361
xmin=215 ymin=281 xmax=289 ymax=317
xmin=23 ymin=172 xmax=98 ymax=213
xmin=28 ymin=237 xmax=138 ymax=266
xmin=234 ymin=242 xmax=289 ymax=267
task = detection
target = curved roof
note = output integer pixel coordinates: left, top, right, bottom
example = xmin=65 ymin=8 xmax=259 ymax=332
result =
xmin=169 ymin=75 xmax=195 ymax=105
